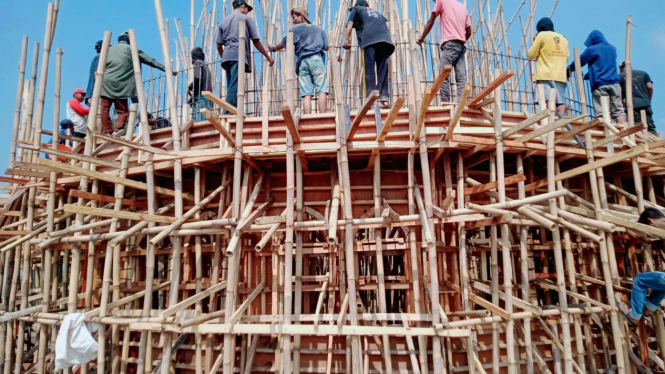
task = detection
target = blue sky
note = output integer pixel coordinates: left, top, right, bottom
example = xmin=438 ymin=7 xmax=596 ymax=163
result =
xmin=0 ymin=0 xmax=664 ymax=175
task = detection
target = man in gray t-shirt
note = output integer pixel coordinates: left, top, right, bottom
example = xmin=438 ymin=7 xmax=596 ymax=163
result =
xmin=216 ymin=0 xmax=274 ymax=114
xmin=620 ymin=62 xmax=656 ymax=135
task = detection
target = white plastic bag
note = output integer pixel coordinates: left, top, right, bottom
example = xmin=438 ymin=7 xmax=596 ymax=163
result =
xmin=54 ymin=313 xmax=99 ymax=371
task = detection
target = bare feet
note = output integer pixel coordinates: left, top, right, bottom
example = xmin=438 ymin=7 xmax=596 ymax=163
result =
xmin=378 ymin=101 xmax=389 ymax=109
xmin=617 ymin=301 xmax=639 ymax=326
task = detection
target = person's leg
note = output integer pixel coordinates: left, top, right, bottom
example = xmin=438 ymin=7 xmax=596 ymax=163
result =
xmin=645 ymin=272 xmax=665 ymax=312
xmin=302 ymin=96 xmax=312 ymax=114
xmin=375 ymin=44 xmax=391 ymax=107
xmin=363 ymin=45 xmax=379 ymax=98
xmin=439 ymin=42 xmax=462 ymax=102
xmin=100 ymin=97 xmax=113 ymax=134
xmin=298 ymin=56 xmax=315 ymax=114
xmin=453 ymin=45 xmax=467 ymax=101
xmin=609 ymin=84 xmax=626 ymax=123
xmin=555 ymin=81 xmax=567 ymax=117
xmin=223 ymin=62 xmax=238 ymax=114
xmin=309 ymin=54 xmax=329 ymax=113
xmin=318 ymin=93 xmax=328 ymax=113
xmin=591 ymin=87 xmax=604 ymax=119
xmin=113 ymin=98 xmax=129 ymax=133
xmin=629 ymin=272 xmax=664 ymax=321
xmin=646 ymin=106 xmax=657 ymax=135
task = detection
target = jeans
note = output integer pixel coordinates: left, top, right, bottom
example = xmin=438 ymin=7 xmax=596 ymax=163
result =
xmin=100 ymin=97 xmax=129 ymax=134
xmin=439 ymin=40 xmax=467 ymax=102
xmin=629 ymin=271 xmax=665 ymax=320
xmin=191 ymin=96 xmax=213 ymax=122
xmin=634 ymin=106 xmax=656 ymax=135
xmin=298 ymin=54 xmax=329 ymax=97
xmin=362 ymin=42 xmax=392 ymax=102
xmin=222 ymin=61 xmax=239 ymax=115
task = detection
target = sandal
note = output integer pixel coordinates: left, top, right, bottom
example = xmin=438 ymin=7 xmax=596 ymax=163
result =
xmin=616 ymin=301 xmax=638 ymax=327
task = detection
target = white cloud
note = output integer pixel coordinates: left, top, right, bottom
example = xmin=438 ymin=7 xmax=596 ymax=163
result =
xmin=653 ymin=26 xmax=665 ymax=50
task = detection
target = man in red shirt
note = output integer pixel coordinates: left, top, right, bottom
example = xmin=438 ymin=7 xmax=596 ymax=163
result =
xmin=417 ymin=0 xmax=471 ymax=103
xmin=67 ymin=88 xmax=90 ymax=138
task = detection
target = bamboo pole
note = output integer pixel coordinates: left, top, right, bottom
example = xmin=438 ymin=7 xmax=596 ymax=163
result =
xmin=9 ymin=36 xmax=28 ymax=165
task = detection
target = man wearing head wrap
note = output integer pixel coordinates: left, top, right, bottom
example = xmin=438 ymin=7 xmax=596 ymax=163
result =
xmin=417 ymin=0 xmax=471 ymax=103
xmin=568 ymin=30 xmax=626 ymax=124
xmin=528 ymin=17 xmax=570 ymax=117
xmin=84 ymin=40 xmax=105 ymax=132
xmin=620 ymin=62 xmax=657 ymax=135
xmin=268 ymin=7 xmax=329 ymax=114
xmin=188 ymin=47 xmax=213 ymax=122
xmin=101 ymin=32 xmax=172 ymax=135
xmin=343 ymin=0 xmax=395 ymax=108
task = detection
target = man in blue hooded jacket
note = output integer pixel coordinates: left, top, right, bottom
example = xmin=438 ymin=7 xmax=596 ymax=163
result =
xmin=568 ymin=30 xmax=626 ymax=123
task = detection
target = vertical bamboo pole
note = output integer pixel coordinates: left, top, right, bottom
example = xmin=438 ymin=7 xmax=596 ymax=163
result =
xmin=18 ymin=42 xmax=39 ymax=164
xmin=9 ymin=36 xmax=28 ymax=164
xmin=36 ymin=45 xmax=61 ymax=374
xmin=129 ymin=28 xmax=159 ymax=374
xmin=15 ymin=6 xmax=53 ymax=372
xmin=516 ymin=153 xmax=534 ymax=374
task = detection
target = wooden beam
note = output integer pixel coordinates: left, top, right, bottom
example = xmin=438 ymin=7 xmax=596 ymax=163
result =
xmin=281 ymin=105 xmax=302 ymax=144
xmin=429 ymin=64 xmax=453 ymax=99
xmin=463 ymin=174 xmax=526 ymax=196
xmin=62 ymin=204 xmax=179 ymax=224
xmin=444 ymin=83 xmax=472 ymax=141
xmin=0 ymin=176 xmax=28 ymax=185
xmin=467 ymin=70 xmax=515 ymax=107
xmin=554 ymin=118 xmax=602 ymax=144
xmin=202 ymin=90 xmax=239 ymax=116
xmin=348 ymin=90 xmax=379 ymax=141
xmin=201 ymin=108 xmax=235 ymax=146
xmin=593 ymin=123 xmax=646 ymax=149
xmin=5 ymin=168 xmax=49 ymax=180
xmin=68 ymin=190 xmax=148 ymax=209
xmin=514 ymin=114 xmax=586 ymax=143
xmin=414 ymin=86 xmax=432 ymax=140
xmin=376 ymin=98 xmax=405 ymax=142
xmin=502 ymin=110 xmax=551 ymax=139
xmin=93 ymin=132 xmax=172 ymax=155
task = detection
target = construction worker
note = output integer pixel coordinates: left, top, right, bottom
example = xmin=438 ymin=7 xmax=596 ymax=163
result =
xmin=268 ymin=7 xmax=329 ymax=114
xmin=417 ymin=0 xmax=471 ymax=103
xmin=189 ymin=47 xmax=213 ymax=122
xmin=47 ymin=120 xmax=75 ymax=147
xmin=85 ymin=40 xmax=104 ymax=133
xmin=618 ymin=208 xmax=665 ymax=327
xmin=620 ymin=62 xmax=657 ymax=135
xmin=568 ymin=30 xmax=626 ymax=123
xmin=101 ymin=32 xmax=171 ymax=136
xmin=528 ymin=17 xmax=570 ymax=118
xmin=216 ymin=0 xmax=274 ymax=115
xmin=343 ymin=0 xmax=395 ymax=109
xmin=67 ymin=88 xmax=90 ymax=138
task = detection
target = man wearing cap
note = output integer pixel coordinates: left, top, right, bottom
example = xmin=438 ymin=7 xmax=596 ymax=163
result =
xmin=101 ymin=32 xmax=171 ymax=135
xmin=189 ymin=47 xmax=214 ymax=121
xmin=417 ymin=0 xmax=471 ymax=103
xmin=67 ymin=89 xmax=90 ymax=138
xmin=85 ymin=40 xmax=104 ymax=133
xmin=47 ymin=120 xmax=75 ymax=147
xmin=268 ymin=7 xmax=329 ymax=114
xmin=527 ymin=18 xmax=570 ymax=117
xmin=343 ymin=0 xmax=394 ymax=109
xmin=620 ymin=62 xmax=657 ymax=135
xmin=216 ymin=0 xmax=274 ymax=114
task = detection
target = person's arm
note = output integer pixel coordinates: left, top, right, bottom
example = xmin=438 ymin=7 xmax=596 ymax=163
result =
xmin=386 ymin=21 xmax=391 ymax=31
xmin=343 ymin=21 xmax=354 ymax=49
xmin=252 ymin=39 xmax=275 ymax=66
xmin=216 ymin=43 xmax=224 ymax=59
xmin=69 ymin=99 xmax=90 ymax=116
xmin=647 ymin=82 xmax=654 ymax=100
xmin=269 ymin=43 xmax=285 ymax=53
xmin=527 ymin=33 xmax=542 ymax=59
xmin=139 ymin=50 xmax=177 ymax=76
xmin=465 ymin=25 xmax=472 ymax=41
xmin=417 ymin=12 xmax=437 ymax=45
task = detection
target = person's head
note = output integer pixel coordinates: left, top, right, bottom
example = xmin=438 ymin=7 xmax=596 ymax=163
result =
xmin=191 ymin=47 xmax=206 ymax=62
xmin=73 ymin=88 xmax=86 ymax=102
xmin=94 ymin=40 xmax=103 ymax=54
xmin=118 ymin=32 xmax=130 ymax=45
xmin=232 ymin=0 xmax=253 ymax=14
xmin=536 ymin=17 xmax=555 ymax=33
xmin=291 ymin=7 xmax=311 ymax=25
xmin=60 ymin=119 xmax=74 ymax=131
xmin=584 ymin=30 xmax=608 ymax=48
xmin=349 ymin=0 xmax=369 ymax=10
xmin=619 ymin=61 xmax=626 ymax=73
xmin=638 ymin=208 xmax=665 ymax=226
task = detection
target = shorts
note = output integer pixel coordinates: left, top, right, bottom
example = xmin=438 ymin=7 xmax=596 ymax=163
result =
xmin=298 ymin=53 xmax=329 ymax=97
xmin=537 ymin=80 xmax=567 ymax=105
xmin=592 ymin=83 xmax=625 ymax=119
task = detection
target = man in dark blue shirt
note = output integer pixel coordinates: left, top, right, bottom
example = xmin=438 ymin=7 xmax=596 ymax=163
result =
xmin=620 ymin=62 xmax=656 ymax=135
xmin=269 ymin=7 xmax=329 ymax=114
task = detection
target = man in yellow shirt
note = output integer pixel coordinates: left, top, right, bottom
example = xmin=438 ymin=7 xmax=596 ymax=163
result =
xmin=528 ymin=17 xmax=570 ymax=117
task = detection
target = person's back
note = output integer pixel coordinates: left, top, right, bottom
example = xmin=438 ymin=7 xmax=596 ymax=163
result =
xmin=290 ymin=23 xmax=327 ymax=70
xmin=435 ymin=0 xmax=470 ymax=45
xmin=102 ymin=43 xmax=134 ymax=99
xmin=528 ymin=30 xmax=569 ymax=83
xmin=621 ymin=69 xmax=652 ymax=108
xmin=218 ymin=12 xmax=258 ymax=72
xmin=580 ymin=31 xmax=620 ymax=90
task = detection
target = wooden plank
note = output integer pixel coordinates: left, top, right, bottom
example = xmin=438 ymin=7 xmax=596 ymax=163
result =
xmin=514 ymin=114 xmax=586 ymax=143
xmin=554 ymin=118 xmax=602 ymax=144
xmin=281 ymin=105 xmax=302 ymax=144
xmin=414 ymin=86 xmax=432 ymax=140
xmin=524 ymin=144 xmax=649 ymax=191
xmin=202 ymin=90 xmax=239 ymax=116
xmin=467 ymin=70 xmax=515 ymax=107
xmin=5 ymin=168 xmax=49 ymax=180
xmin=63 ymin=204 xmax=179 ymax=224
xmin=0 ymin=231 xmax=30 ymax=236
xmin=0 ymin=176 xmax=28 ymax=185
xmin=68 ymin=190 xmax=148 ymax=209
xmin=502 ymin=110 xmax=551 ymax=139
xmin=93 ymin=132 xmax=172 ymax=156
xmin=348 ymin=90 xmax=379 ymax=141
xmin=201 ymin=108 xmax=235 ymax=146
xmin=601 ymin=212 xmax=665 ymax=239
xmin=593 ymin=123 xmax=646 ymax=149
xmin=429 ymin=64 xmax=453 ymax=100
xmin=465 ymin=215 xmax=512 ymax=229
xmin=444 ymin=84 xmax=472 ymax=141
xmin=21 ymin=144 xmax=123 ymax=168
xmin=376 ymin=98 xmax=405 ymax=142
xmin=463 ymin=174 xmax=526 ymax=196
xmin=36 ymin=158 xmax=193 ymax=200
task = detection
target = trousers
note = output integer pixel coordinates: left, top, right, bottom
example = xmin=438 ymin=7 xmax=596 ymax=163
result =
xmin=222 ymin=61 xmax=239 ymax=115
xmin=362 ymin=42 xmax=392 ymax=102
xmin=100 ymin=97 xmax=129 ymax=134
xmin=439 ymin=40 xmax=467 ymax=102
xmin=629 ymin=271 xmax=665 ymax=320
